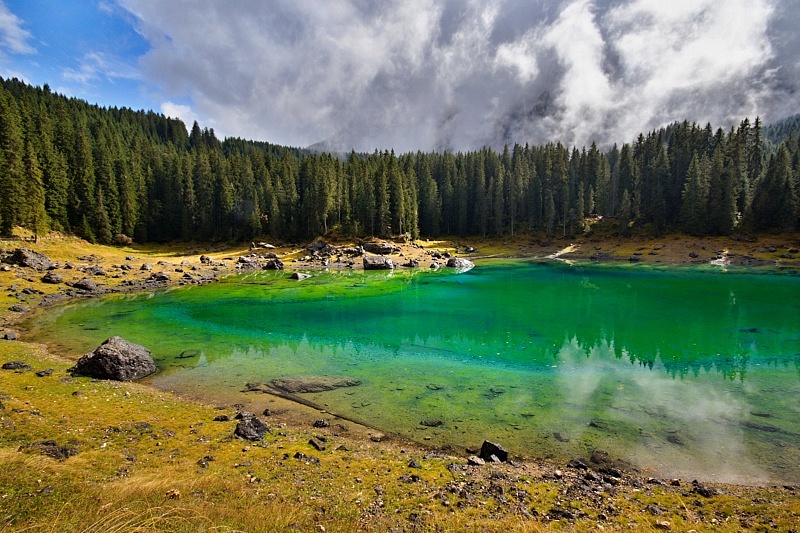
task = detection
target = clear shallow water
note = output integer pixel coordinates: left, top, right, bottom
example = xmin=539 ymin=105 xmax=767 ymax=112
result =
xmin=23 ymin=262 xmax=800 ymax=484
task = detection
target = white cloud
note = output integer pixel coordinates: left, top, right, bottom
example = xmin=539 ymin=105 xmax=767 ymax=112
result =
xmin=0 ymin=1 xmax=35 ymax=55
xmin=160 ymin=101 xmax=197 ymax=130
xmin=117 ymin=0 xmax=794 ymax=152
xmin=62 ymin=51 xmax=140 ymax=85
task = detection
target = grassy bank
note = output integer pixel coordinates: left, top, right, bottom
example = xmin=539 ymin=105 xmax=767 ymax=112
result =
xmin=1 ymin=233 xmax=800 ymax=531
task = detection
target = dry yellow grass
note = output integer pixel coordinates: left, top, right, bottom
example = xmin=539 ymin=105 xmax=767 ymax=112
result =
xmin=1 ymin=232 xmax=800 ymax=531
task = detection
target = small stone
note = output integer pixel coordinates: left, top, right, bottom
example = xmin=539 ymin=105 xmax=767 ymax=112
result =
xmin=655 ymin=520 xmax=671 ymax=530
xmin=467 ymin=456 xmax=485 ymax=466
xmin=370 ymin=433 xmax=384 ymax=442
xmin=308 ymin=437 xmax=326 ymax=451
xmin=408 ymin=459 xmax=422 ymax=469
xmin=479 ymin=440 xmax=509 ymax=462
xmin=35 ymin=369 xmax=53 ymax=377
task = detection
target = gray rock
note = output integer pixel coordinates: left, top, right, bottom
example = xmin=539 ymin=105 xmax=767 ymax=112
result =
xmin=8 ymin=305 xmax=28 ymax=313
xmin=2 ymin=361 xmax=30 ymax=370
xmin=479 ymin=440 xmax=509 ymax=463
xmin=3 ymin=248 xmax=54 ymax=270
xmin=84 ymin=266 xmax=107 ymax=276
xmin=271 ymin=375 xmax=361 ymax=393
xmin=148 ymin=272 xmax=170 ymax=282
xmin=73 ymin=278 xmax=98 ymax=291
xmin=234 ymin=416 xmax=268 ymax=441
xmin=290 ymin=272 xmax=311 ymax=280
xmin=362 ymin=241 xmax=398 ymax=255
xmin=73 ymin=336 xmax=156 ymax=381
xmin=446 ymin=257 xmax=474 ymax=270
xmin=363 ymin=255 xmax=394 ymax=270
xmin=41 ymin=272 xmax=63 ymax=284
xmin=264 ymin=258 xmax=284 ymax=270
xmin=309 ymin=437 xmax=326 ymax=451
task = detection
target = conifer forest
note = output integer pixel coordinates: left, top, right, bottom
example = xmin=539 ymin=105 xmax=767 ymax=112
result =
xmin=0 ymin=77 xmax=798 ymax=244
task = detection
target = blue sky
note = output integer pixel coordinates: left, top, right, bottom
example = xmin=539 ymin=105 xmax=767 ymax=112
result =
xmin=0 ymin=1 xmax=158 ymax=112
xmin=1 ymin=1 xmax=798 ymax=152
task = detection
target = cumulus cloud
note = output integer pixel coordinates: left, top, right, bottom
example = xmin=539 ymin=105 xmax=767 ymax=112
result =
xmin=161 ymin=101 xmax=198 ymax=128
xmin=0 ymin=0 xmax=35 ymax=56
xmin=119 ymin=0 xmax=798 ymax=152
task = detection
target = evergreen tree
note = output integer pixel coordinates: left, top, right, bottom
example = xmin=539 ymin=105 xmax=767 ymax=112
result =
xmin=680 ymin=153 xmax=709 ymax=235
xmin=22 ymin=138 xmax=48 ymax=237
xmin=0 ymin=87 xmax=24 ymax=234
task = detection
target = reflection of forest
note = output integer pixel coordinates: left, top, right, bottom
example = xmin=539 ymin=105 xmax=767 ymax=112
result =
xmin=145 ymin=263 xmax=800 ymax=382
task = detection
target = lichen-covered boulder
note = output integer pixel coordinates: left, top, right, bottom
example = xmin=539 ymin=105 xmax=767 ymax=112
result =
xmin=73 ymin=336 xmax=156 ymax=381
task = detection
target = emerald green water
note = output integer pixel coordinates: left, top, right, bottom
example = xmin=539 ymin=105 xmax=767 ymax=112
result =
xmin=23 ymin=262 xmax=800 ymax=484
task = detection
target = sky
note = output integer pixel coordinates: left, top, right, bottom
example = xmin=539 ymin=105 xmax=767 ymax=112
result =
xmin=1 ymin=0 xmax=799 ymax=153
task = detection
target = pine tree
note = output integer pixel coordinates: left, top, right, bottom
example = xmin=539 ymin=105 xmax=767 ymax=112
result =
xmin=22 ymin=139 xmax=48 ymax=237
xmin=680 ymin=153 xmax=709 ymax=235
xmin=706 ymin=144 xmax=737 ymax=235
xmin=0 ymin=87 xmax=25 ymax=234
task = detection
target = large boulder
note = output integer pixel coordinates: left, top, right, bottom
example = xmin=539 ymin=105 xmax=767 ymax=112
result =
xmin=362 ymin=241 xmax=399 ymax=255
xmin=263 ymin=258 xmax=284 ymax=270
xmin=3 ymin=248 xmax=54 ymax=270
xmin=446 ymin=257 xmax=474 ymax=271
xmin=234 ymin=414 xmax=269 ymax=441
xmin=72 ymin=277 xmax=98 ymax=291
xmin=41 ymin=271 xmax=63 ymax=284
xmin=73 ymin=336 xmax=156 ymax=381
xmin=363 ymin=255 xmax=394 ymax=270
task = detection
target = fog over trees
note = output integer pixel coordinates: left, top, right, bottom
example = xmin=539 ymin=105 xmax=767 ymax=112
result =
xmin=0 ymin=77 xmax=798 ymax=244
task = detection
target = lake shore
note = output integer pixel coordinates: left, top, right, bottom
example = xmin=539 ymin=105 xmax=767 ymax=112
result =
xmin=2 ymin=233 xmax=800 ymax=531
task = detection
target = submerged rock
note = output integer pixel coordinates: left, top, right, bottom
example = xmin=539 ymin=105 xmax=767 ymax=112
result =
xmin=271 ymin=375 xmax=362 ymax=393
xmin=73 ymin=336 xmax=156 ymax=381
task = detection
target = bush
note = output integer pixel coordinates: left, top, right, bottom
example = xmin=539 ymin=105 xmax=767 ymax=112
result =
xmin=115 ymin=233 xmax=133 ymax=245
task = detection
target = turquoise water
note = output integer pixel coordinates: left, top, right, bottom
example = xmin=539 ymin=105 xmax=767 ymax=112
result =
xmin=23 ymin=262 xmax=800 ymax=484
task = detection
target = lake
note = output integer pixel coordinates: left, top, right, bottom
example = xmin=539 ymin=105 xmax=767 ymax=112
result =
xmin=23 ymin=261 xmax=800 ymax=485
